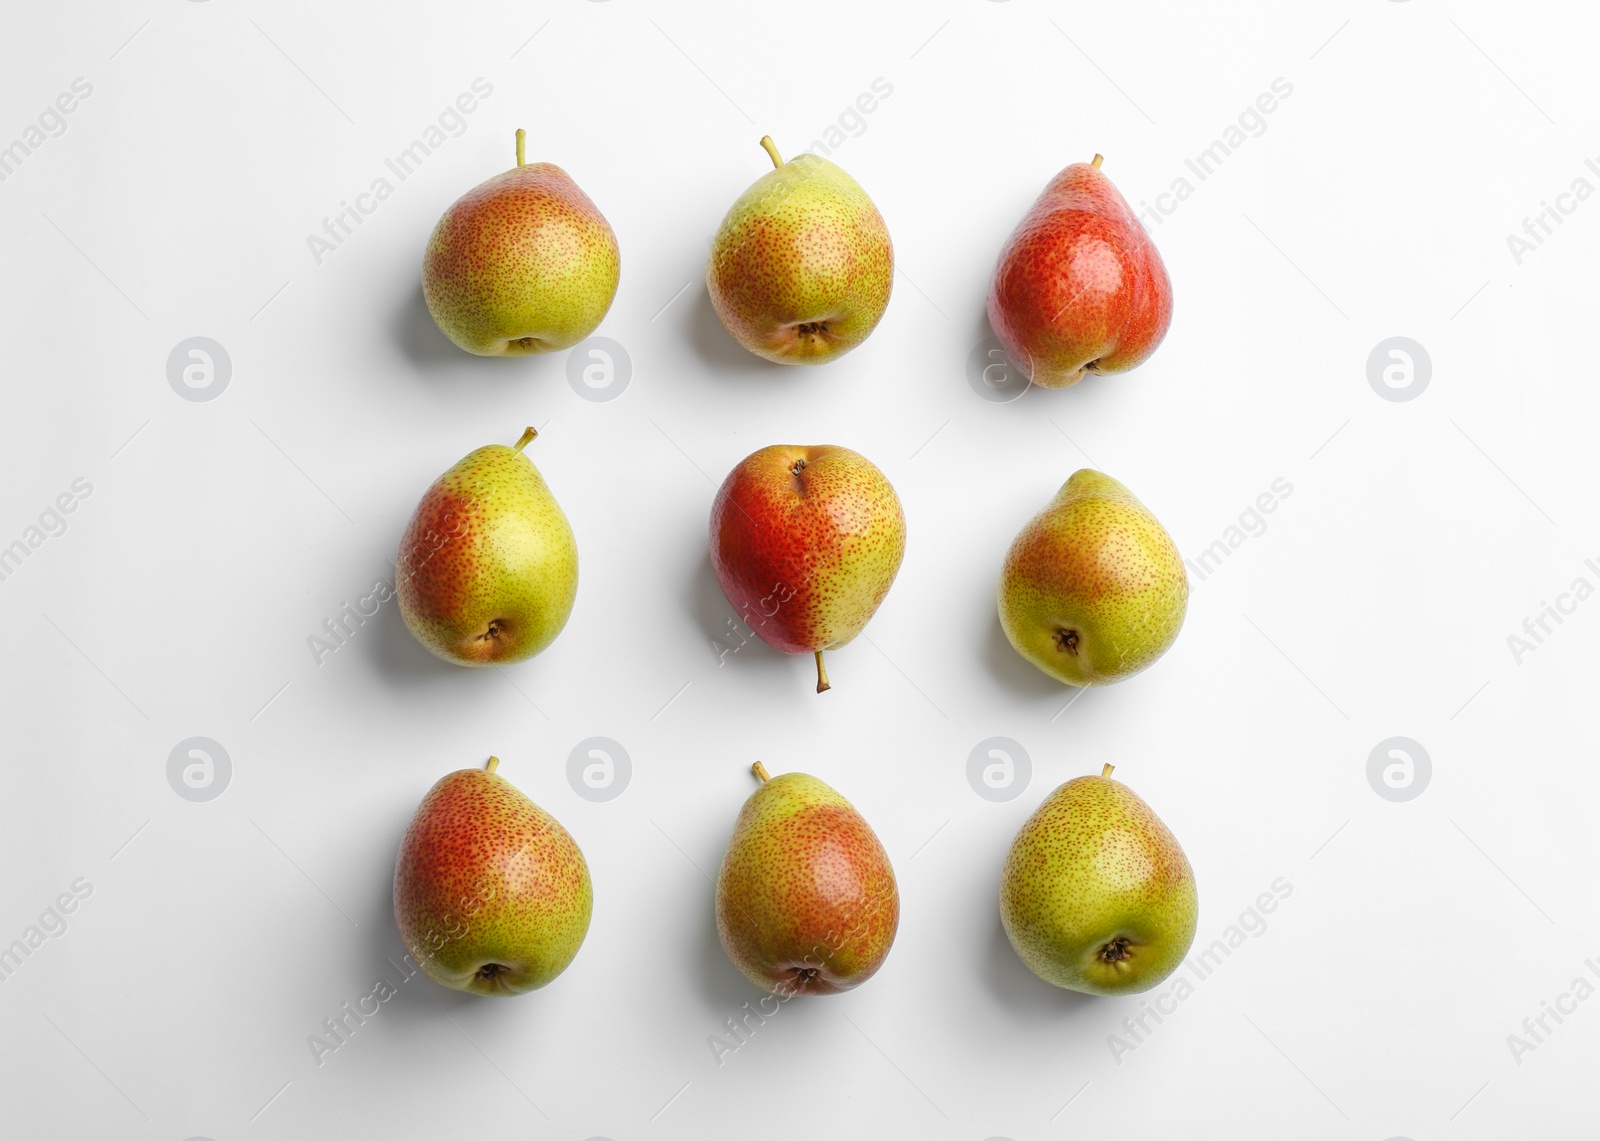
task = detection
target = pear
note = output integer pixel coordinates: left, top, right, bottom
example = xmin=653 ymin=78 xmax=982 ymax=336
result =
xmin=988 ymin=154 xmax=1172 ymax=388
xmin=716 ymin=763 xmax=899 ymax=995
xmin=706 ymin=136 xmax=893 ymax=365
xmin=396 ymin=426 xmax=577 ymax=666
xmin=1000 ymin=764 xmax=1197 ymax=995
xmin=710 ymin=444 xmax=905 ymax=692
xmin=998 ymin=469 xmax=1185 ymax=686
xmin=394 ymin=757 xmax=592 ymax=996
xmin=423 ymin=129 xmax=620 ymax=355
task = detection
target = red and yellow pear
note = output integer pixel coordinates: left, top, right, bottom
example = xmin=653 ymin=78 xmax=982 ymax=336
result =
xmin=423 ymin=129 xmax=620 ymax=356
xmin=988 ymin=154 xmax=1172 ymax=388
xmin=709 ymin=444 xmax=905 ymax=692
xmin=394 ymin=757 xmax=592 ymax=996
xmin=716 ymin=762 xmax=899 ymax=996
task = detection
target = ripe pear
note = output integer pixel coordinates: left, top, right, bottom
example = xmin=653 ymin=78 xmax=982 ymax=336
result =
xmin=394 ymin=757 xmax=592 ymax=996
xmin=998 ymin=469 xmax=1186 ymax=686
xmin=710 ymin=444 xmax=905 ymax=692
xmin=396 ymin=426 xmax=578 ymax=666
xmin=1000 ymin=764 xmax=1197 ymax=995
xmin=988 ymin=154 xmax=1172 ymax=388
xmin=716 ymin=763 xmax=899 ymax=995
xmin=423 ymin=129 xmax=620 ymax=355
xmin=706 ymin=136 xmax=893 ymax=364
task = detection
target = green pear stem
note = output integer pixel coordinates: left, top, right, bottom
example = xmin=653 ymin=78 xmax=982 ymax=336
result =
xmin=1091 ymin=153 xmax=1103 ymax=169
xmin=515 ymin=128 xmax=526 ymax=167
xmin=759 ymin=136 xmax=784 ymax=169
xmin=1101 ymin=763 xmax=1115 ymax=778
xmin=513 ymin=426 xmax=537 ymax=452
xmin=814 ymin=650 xmax=831 ymax=694
xmin=486 ymin=756 xmax=501 ymax=773
xmin=751 ymin=761 xmax=771 ymax=783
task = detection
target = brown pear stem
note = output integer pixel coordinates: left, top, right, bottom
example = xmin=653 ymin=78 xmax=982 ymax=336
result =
xmin=759 ymin=136 xmax=784 ymax=169
xmin=513 ymin=426 xmax=537 ymax=452
xmin=751 ymin=761 xmax=771 ymax=783
xmin=486 ymin=756 xmax=501 ymax=773
xmin=1101 ymin=763 xmax=1115 ymax=778
xmin=814 ymin=650 xmax=831 ymax=694
xmin=1091 ymin=153 xmax=1103 ymax=169
xmin=515 ymin=128 xmax=526 ymax=167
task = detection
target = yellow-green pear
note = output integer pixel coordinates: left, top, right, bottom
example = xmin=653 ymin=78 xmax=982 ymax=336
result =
xmin=1000 ymin=764 xmax=1197 ymax=995
xmin=706 ymin=136 xmax=893 ymax=365
xmin=396 ymin=427 xmax=577 ymax=666
xmin=998 ymin=469 xmax=1186 ymax=686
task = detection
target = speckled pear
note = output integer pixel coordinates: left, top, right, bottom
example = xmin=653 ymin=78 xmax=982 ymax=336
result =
xmin=1000 ymin=764 xmax=1197 ymax=995
xmin=394 ymin=757 xmax=592 ymax=996
xmin=706 ymin=136 xmax=893 ymax=364
xmin=396 ymin=427 xmax=578 ymax=666
xmin=710 ymin=444 xmax=905 ymax=693
xmin=716 ymin=763 xmax=899 ymax=996
xmin=998 ymin=469 xmax=1185 ymax=686
xmin=423 ymin=129 xmax=619 ymax=355
xmin=988 ymin=154 xmax=1172 ymax=388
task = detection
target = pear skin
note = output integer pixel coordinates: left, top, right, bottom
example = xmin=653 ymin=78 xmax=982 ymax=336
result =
xmin=394 ymin=758 xmax=592 ymax=996
xmin=707 ymin=136 xmax=893 ymax=365
xmin=710 ymin=444 xmax=906 ymax=692
xmin=988 ymin=154 xmax=1172 ymax=388
xmin=998 ymin=469 xmax=1186 ymax=686
xmin=716 ymin=763 xmax=899 ymax=995
xmin=1000 ymin=764 xmax=1197 ymax=995
xmin=423 ymin=129 xmax=620 ymax=356
xmin=396 ymin=427 xmax=578 ymax=666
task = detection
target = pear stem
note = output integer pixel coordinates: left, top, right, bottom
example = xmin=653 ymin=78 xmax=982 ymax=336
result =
xmin=515 ymin=128 xmax=526 ymax=167
xmin=513 ymin=426 xmax=537 ymax=452
xmin=814 ymin=650 xmax=831 ymax=694
xmin=1091 ymin=153 xmax=1104 ymax=169
xmin=486 ymin=756 xmax=501 ymax=773
xmin=1101 ymin=763 xmax=1115 ymax=778
xmin=759 ymin=136 xmax=784 ymax=169
xmin=751 ymin=761 xmax=771 ymax=783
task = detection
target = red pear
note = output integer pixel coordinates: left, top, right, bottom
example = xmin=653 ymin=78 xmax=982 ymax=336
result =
xmin=987 ymin=155 xmax=1172 ymax=389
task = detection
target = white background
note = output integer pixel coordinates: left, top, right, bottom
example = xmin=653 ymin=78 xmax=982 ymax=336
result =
xmin=2 ymin=1 xmax=1597 ymax=1137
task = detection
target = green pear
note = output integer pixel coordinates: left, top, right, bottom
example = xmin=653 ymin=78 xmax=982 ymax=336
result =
xmin=1000 ymin=764 xmax=1197 ymax=995
xmin=716 ymin=763 xmax=899 ymax=995
xmin=706 ymin=136 xmax=893 ymax=365
xmin=423 ymin=129 xmax=620 ymax=355
xmin=998 ymin=469 xmax=1186 ymax=686
xmin=394 ymin=757 xmax=592 ymax=996
xmin=396 ymin=426 xmax=577 ymax=666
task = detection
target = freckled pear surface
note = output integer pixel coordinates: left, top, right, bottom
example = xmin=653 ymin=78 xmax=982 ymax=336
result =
xmin=1000 ymin=773 xmax=1197 ymax=995
xmin=710 ymin=444 xmax=906 ymax=654
xmin=998 ymin=469 xmax=1186 ymax=686
xmin=394 ymin=766 xmax=592 ymax=996
xmin=706 ymin=148 xmax=893 ymax=364
xmin=716 ymin=772 xmax=900 ymax=996
xmin=423 ymin=161 xmax=620 ymax=355
xmin=396 ymin=436 xmax=578 ymax=666
xmin=988 ymin=158 xmax=1172 ymax=388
